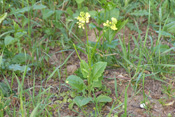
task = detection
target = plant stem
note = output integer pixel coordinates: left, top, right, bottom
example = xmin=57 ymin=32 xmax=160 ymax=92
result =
xmin=85 ymin=24 xmax=91 ymax=67
xmin=85 ymin=24 xmax=92 ymax=97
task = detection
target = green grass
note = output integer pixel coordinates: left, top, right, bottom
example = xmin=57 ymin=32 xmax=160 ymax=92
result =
xmin=0 ymin=0 xmax=175 ymax=116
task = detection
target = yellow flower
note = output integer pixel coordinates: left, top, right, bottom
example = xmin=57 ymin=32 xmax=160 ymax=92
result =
xmin=77 ymin=22 xmax=85 ymax=29
xmin=103 ymin=20 xmax=110 ymax=27
xmin=77 ymin=16 xmax=85 ymax=23
xmin=85 ymin=12 xmax=90 ymax=23
xmin=110 ymin=24 xmax=118 ymax=30
xmin=76 ymin=12 xmax=91 ymax=29
xmin=66 ymin=80 xmax=69 ymax=83
xmin=111 ymin=17 xmax=117 ymax=24
xmin=103 ymin=17 xmax=118 ymax=31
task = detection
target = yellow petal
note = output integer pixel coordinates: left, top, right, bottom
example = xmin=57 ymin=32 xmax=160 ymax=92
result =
xmin=85 ymin=12 xmax=90 ymax=18
xmin=80 ymin=12 xmax=85 ymax=16
xmin=111 ymin=17 xmax=117 ymax=24
xmin=110 ymin=24 xmax=118 ymax=30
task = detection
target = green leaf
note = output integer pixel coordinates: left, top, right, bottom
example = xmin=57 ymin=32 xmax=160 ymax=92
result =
xmin=164 ymin=21 xmax=175 ymax=34
xmin=55 ymin=10 xmax=63 ymax=19
xmin=42 ymin=9 xmax=55 ymax=20
xmin=0 ymin=12 xmax=7 ymax=24
xmin=154 ymin=44 xmax=170 ymax=53
xmin=73 ymin=96 xmax=92 ymax=107
xmin=125 ymin=2 xmax=140 ymax=14
xmin=15 ymin=6 xmax=31 ymax=14
xmin=33 ymin=4 xmax=47 ymax=10
xmin=15 ymin=31 xmax=27 ymax=38
xmin=66 ymin=75 xmax=86 ymax=92
xmin=4 ymin=35 xmax=17 ymax=46
xmin=92 ymin=78 xmax=103 ymax=88
xmin=127 ymin=22 xmax=137 ymax=31
xmin=0 ymin=82 xmax=11 ymax=97
xmin=12 ymin=53 xmax=31 ymax=64
xmin=80 ymin=60 xmax=89 ymax=78
xmin=110 ymin=8 xmax=119 ymax=19
xmin=91 ymin=62 xmax=107 ymax=81
xmin=0 ymin=55 xmax=2 ymax=67
xmin=116 ymin=19 xmax=128 ymax=33
xmin=30 ymin=103 xmax=41 ymax=117
xmin=89 ymin=10 xmax=97 ymax=17
xmin=8 ymin=64 xmax=31 ymax=72
xmin=66 ymin=7 xmax=73 ymax=16
xmin=89 ymin=23 xmax=96 ymax=29
xmin=96 ymin=95 xmax=112 ymax=103
xmin=75 ymin=0 xmax=84 ymax=4
xmin=105 ymin=39 xmax=119 ymax=49
xmin=156 ymin=31 xmax=174 ymax=38
xmin=130 ymin=10 xmax=150 ymax=16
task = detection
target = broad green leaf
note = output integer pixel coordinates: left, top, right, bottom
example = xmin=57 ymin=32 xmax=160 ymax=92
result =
xmin=96 ymin=95 xmax=112 ymax=103
xmin=15 ymin=31 xmax=27 ymax=38
xmin=104 ymin=29 xmax=115 ymax=43
xmin=0 ymin=12 xmax=7 ymax=24
xmin=164 ymin=21 xmax=175 ymax=34
xmin=33 ymin=4 xmax=47 ymax=10
xmin=80 ymin=60 xmax=89 ymax=78
xmin=89 ymin=23 xmax=96 ymax=29
xmin=105 ymin=39 xmax=119 ymax=49
xmin=89 ymin=10 xmax=97 ymax=17
xmin=91 ymin=62 xmax=107 ymax=81
xmin=92 ymin=79 xmax=102 ymax=88
xmin=110 ymin=8 xmax=119 ymax=19
xmin=116 ymin=19 xmax=128 ymax=33
xmin=8 ymin=64 xmax=31 ymax=72
xmin=66 ymin=75 xmax=86 ymax=92
xmin=93 ymin=74 xmax=104 ymax=88
xmin=154 ymin=44 xmax=170 ymax=53
xmin=156 ymin=31 xmax=174 ymax=38
xmin=15 ymin=6 xmax=31 ymax=14
xmin=0 ymin=82 xmax=11 ymax=97
xmin=12 ymin=53 xmax=31 ymax=64
xmin=55 ymin=10 xmax=63 ymax=19
xmin=4 ymin=35 xmax=17 ymax=46
xmin=30 ymin=103 xmax=40 ymax=117
xmin=130 ymin=10 xmax=150 ymax=16
xmin=75 ymin=0 xmax=84 ymax=4
xmin=14 ymin=4 xmax=46 ymax=14
xmin=89 ymin=23 xmax=102 ymax=31
xmin=125 ymin=2 xmax=140 ymax=14
xmin=73 ymin=96 xmax=92 ymax=107
xmin=42 ymin=9 xmax=55 ymax=20
xmin=66 ymin=7 xmax=73 ymax=16
xmin=127 ymin=22 xmax=137 ymax=32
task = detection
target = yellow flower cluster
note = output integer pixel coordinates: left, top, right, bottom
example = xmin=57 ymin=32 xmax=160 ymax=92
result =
xmin=103 ymin=17 xmax=118 ymax=30
xmin=76 ymin=12 xmax=90 ymax=29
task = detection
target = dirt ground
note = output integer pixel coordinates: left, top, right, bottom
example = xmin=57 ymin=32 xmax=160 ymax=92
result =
xmin=45 ymin=27 xmax=175 ymax=116
xmin=7 ymin=26 xmax=175 ymax=117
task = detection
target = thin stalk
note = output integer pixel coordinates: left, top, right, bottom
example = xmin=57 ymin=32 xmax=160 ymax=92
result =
xmin=143 ymin=0 xmax=151 ymax=47
xmin=142 ymin=74 xmax=145 ymax=102
xmin=85 ymin=24 xmax=91 ymax=67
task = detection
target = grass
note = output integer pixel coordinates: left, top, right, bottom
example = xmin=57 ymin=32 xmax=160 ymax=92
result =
xmin=0 ymin=0 xmax=175 ymax=116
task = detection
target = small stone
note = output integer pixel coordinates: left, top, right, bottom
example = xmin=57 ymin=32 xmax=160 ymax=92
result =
xmin=140 ymin=103 xmax=146 ymax=109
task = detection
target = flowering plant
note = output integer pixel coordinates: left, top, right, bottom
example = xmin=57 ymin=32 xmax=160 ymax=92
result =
xmin=76 ymin=12 xmax=90 ymax=29
xmin=103 ymin=17 xmax=118 ymax=30
xmin=66 ymin=11 xmax=127 ymax=107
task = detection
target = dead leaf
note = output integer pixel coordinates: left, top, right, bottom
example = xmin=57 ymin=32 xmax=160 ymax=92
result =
xmin=67 ymin=65 xmax=77 ymax=74
xmin=164 ymin=101 xmax=174 ymax=106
